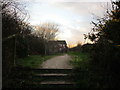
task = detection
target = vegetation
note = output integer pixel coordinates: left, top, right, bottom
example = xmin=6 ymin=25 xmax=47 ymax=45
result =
xmin=32 ymin=22 xmax=59 ymax=41
xmin=2 ymin=0 xmax=32 ymax=78
xmin=16 ymin=54 xmax=64 ymax=68
xmin=25 ymin=35 xmax=45 ymax=55
xmin=2 ymin=67 xmax=34 ymax=88
xmin=2 ymin=0 xmax=120 ymax=89
xmin=68 ymin=52 xmax=90 ymax=69
xmin=29 ymin=22 xmax=59 ymax=55
xmin=68 ymin=1 xmax=120 ymax=88
xmin=2 ymin=0 xmax=59 ymax=77
xmin=2 ymin=0 xmax=59 ymax=88
xmin=82 ymin=0 xmax=120 ymax=88
xmin=3 ymin=53 xmax=65 ymax=88
xmin=68 ymin=52 xmax=91 ymax=88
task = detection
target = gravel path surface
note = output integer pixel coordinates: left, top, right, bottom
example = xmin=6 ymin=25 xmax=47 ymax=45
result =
xmin=40 ymin=54 xmax=73 ymax=69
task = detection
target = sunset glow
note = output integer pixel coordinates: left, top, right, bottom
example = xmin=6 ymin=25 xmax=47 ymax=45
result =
xmin=17 ymin=0 xmax=112 ymax=46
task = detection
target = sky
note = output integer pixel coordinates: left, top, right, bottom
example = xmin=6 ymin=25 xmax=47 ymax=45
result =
xmin=17 ymin=0 xmax=113 ymax=47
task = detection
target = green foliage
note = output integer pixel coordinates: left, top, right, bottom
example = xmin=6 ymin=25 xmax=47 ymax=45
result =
xmin=81 ymin=43 xmax=94 ymax=53
xmin=103 ymin=19 xmax=120 ymax=44
xmin=26 ymin=35 xmax=45 ymax=55
xmin=86 ymin=1 xmax=120 ymax=44
xmin=3 ymin=54 xmax=65 ymax=88
xmin=2 ymin=0 xmax=31 ymax=39
xmin=16 ymin=54 xmax=63 ymax=68
xmin=88 ymin=41 xmax=120 ymax=88
xmin=2 ymin=67 xmax=34 ymax=88
xmin=16 ymin=55 xmax=52 ymax=68
xmin=68 ymin=52 xmax=90 ymax=70
xmin=83 ymin=0 xmax=120 ymax=88
xmin=16 ymin=36 xmax=29 ymax=58
xmin=68 ymin=52 xmax=91 ymax=88
xmin=2 ymin=0 xmax=32 ymax=78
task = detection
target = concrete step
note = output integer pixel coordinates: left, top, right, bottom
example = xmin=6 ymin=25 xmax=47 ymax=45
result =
xmin=28 ymin=83 xmax=76 ymax=88
xmin=33 ymin=74 xmax=74 ymax=81
xmin=24 ymin=81 xmax=76 ymax=88
xmin=35 ymin=73 xmax=69 ymax=76
xmin=37 ymin=81 xmax=76 ymax=88
xmin=40 ymin=81 xmax=75 ymax=84
xmin=32 ymin=68 xmax=73 ymax=74
xmin=21 ymin=68 xmax=76 ymax=88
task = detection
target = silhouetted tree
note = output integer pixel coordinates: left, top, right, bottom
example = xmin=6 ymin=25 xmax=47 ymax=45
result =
xmin=83 ymin=0 xmax=120 ymax=88
xmin=2 ymin=0 xmax=30 ymax=39
xmin=2 ymin=0 xmax=32 ymax=77
xmin=32 ymin=22 xmax=59 ymax=41
xmin=86 ymin=1 xmax=120 ymax=45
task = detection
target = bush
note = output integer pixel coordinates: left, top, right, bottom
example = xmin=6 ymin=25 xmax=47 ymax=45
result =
xmin=88 ymin=41 xmax=120 ymax=88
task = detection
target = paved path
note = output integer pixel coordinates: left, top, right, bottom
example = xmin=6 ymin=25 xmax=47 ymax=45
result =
xmin=40 ymin=54 xmax=73 ymax=69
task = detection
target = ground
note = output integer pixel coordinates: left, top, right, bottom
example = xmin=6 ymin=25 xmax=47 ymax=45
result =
xmin=39 ymin=54 xmax=73 ymax=69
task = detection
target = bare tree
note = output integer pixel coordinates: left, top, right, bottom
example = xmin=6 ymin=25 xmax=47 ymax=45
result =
xmin=1 ymin=0 xmax=30 ymax=39
xmin=32 ymin=22 xmax=59 ymax=41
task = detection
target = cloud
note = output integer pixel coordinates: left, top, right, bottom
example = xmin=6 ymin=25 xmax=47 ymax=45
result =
xmin=15 ymin=0 xmax=113 ymax=45
xmin=54 ymin=2 xmax=112 ymax=18
xmin=16 ymin=0 xmax=112 ymax=2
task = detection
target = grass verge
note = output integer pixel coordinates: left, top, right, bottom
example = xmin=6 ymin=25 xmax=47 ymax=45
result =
xmin=68 ymin=51 xmax=91 ymax=88
xmin=68 ymin=51 xmax=90 ymax=70
xmin=16 ymin=53 xmax=65 ymax=68
xmin=3 ymin=53 xmax=65 ymax=88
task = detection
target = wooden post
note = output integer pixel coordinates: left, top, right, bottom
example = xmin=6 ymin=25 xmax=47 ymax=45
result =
xmin=44 ymin=39 xmax=46 ymax=55
xmin=45 ymin=43 xmax=46 ymax=55
xmin=13 ymin=37 xmax=16 ymax=66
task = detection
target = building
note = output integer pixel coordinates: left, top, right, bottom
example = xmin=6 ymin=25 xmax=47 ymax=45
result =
xmin=46 ymin=40 xmax=68 ymax=54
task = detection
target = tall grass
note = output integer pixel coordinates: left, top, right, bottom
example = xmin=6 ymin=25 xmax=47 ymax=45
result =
xmin=68 ymin=52 xmax=90 ymax=70
xmin=68 ymin=51 xmax=91 ymax=88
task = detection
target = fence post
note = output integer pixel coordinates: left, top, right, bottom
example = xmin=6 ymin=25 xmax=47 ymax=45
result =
xmin=13 ymin=37 xmax=16 ymax=66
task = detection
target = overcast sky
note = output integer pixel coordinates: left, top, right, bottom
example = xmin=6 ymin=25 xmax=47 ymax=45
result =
xmin=17 ymin=0 xmax=114 ymax=47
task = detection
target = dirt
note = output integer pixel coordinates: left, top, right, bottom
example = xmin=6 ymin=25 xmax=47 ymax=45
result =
xmin=40 ymin=54 xmax=73 ymax=69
